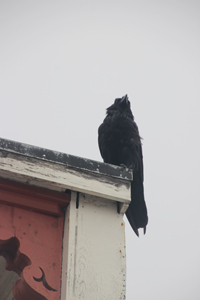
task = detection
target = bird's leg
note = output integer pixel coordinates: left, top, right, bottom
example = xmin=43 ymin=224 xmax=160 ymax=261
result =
xmin=120 ymin=163 xmax=135 ymax=171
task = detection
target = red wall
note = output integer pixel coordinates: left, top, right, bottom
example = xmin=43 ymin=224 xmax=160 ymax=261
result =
xmin=0 ymin=178 xmax=70 ymax=300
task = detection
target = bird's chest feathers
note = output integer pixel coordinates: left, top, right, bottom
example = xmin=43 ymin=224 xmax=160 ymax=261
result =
xmin=104 ymin=118 xmax=133 ymax=145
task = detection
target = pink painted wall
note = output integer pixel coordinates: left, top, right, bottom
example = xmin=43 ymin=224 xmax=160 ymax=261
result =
xmin=0 ymin=179 xmax=68 ymax=300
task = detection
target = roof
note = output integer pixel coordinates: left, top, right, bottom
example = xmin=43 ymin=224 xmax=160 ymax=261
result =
xmin=0 ymin=137 xmax=132 ymax=180
xmin=0 ymin=137 xmax=132 ymax=211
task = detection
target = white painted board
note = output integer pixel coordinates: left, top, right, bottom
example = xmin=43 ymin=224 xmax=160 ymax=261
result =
xmin=61 ymin=192 xmax=126 ymax=300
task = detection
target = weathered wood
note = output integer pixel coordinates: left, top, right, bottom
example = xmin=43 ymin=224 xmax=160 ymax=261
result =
xmin=0 ymin=151 xmax=131 ymax=205
xmin=0 ymin=178 xmax=70 ymax=216
xmin=0 ymin=138 xmax=131 ymax=299
xmin=61 ymin=192 xmax=126 ymax=300
xmin=0 ymin=137 xmax=132 ymax=181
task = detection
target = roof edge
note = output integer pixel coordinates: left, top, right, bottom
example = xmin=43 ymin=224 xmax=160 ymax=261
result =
xmin=0 ymin=137 xmax=133 ymax=181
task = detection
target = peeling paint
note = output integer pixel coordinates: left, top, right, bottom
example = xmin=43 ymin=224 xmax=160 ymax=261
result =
xmin=0 ymin=137 xmax=133 ymax=181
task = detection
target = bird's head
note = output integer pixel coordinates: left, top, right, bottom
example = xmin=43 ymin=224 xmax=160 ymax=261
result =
xmin=107 ymin=94 xmax=131 ymax=113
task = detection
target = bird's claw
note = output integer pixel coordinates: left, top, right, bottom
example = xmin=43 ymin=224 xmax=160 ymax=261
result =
xmin=120 ymin=163 xmax=127 ymax=168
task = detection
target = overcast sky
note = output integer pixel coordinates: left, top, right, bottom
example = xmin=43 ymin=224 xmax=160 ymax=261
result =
xmin=0 ymin=1 xmax=200 ymax=299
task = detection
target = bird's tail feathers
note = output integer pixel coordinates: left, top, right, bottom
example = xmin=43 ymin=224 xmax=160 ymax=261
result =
xmin=125 ymin=179 xmax=148 ymax=236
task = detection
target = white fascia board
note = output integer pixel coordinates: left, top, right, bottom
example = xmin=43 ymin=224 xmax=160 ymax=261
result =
xmin=0 ymin=151 xmax=131 ymax=205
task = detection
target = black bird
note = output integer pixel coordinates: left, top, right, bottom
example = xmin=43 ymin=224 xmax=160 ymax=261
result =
xmin=98 ymin=95 xmax=148 ymax=236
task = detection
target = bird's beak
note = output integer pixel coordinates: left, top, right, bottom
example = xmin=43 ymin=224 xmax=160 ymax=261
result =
xmin=121 ymin=94 xmax=128 ymax=104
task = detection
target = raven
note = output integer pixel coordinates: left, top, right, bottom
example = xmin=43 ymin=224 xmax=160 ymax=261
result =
xmin=98 ymin=95 xmax=148 ymax=236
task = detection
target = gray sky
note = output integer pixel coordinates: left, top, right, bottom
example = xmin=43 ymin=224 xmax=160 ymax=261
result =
xmin=0 ymin=1 xmax=200 ymax=299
